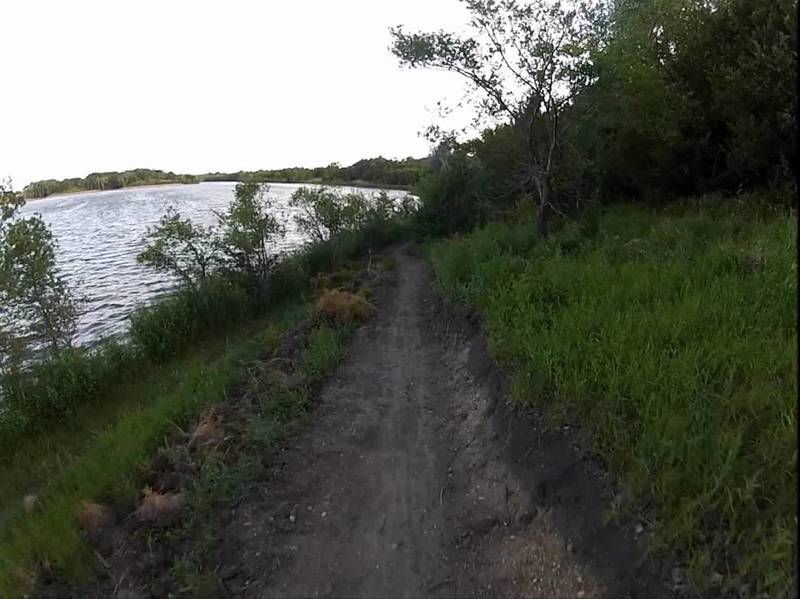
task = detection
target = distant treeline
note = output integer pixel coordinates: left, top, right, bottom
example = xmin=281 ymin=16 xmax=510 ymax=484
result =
xmin=22 ymin=157 xmax=430 ymax=199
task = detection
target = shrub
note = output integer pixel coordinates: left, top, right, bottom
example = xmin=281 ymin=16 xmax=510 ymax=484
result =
xmin=130 ymin=277 xmax=251 ymax=362
xmin=290 ymin=186 xmax=371 ymax=242
xmin=1 ymin=184 xmax=80 ymax=363
xmin=217 ymin=183 xmax=284 ymax=288
xmin=314 ymin=289 xmax=374 ymax=323
xmin=136 ymin=208 xmax=219 ymax=287
xmin=412 ymin=152 xmax=482 ymax=238
xmin=312 ymin=268 xmax=356 ymax=293
xmin=137 ymin=183 xmax=284 ymax=293
xmin=267 ymin=255 xmax=310 ymax=304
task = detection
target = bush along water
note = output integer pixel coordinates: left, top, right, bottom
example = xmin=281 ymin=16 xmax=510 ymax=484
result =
xmin=0 ymin=182 xmax=415 ymax=460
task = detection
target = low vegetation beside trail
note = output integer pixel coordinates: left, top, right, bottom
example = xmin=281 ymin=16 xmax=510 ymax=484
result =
xmin=430 ymin=197 xmax=796 ymax=596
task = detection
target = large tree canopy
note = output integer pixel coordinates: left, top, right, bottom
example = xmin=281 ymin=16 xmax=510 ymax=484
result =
xmin=392 ymin=0 xmax=602 ymax=235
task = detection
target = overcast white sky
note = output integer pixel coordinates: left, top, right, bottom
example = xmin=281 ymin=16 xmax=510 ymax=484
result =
xmin=0 ymin=0 xmax=472 ymax=188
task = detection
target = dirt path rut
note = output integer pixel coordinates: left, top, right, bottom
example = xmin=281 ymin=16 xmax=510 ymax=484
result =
xmin=218 ymin=246 xmax=671 ymax=598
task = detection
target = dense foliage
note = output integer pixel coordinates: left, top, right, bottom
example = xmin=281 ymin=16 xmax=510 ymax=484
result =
xmin=290 ymin=187 xmax=371 ymax=242
xmin=0 ymin=182 xmax=80 ymax=365
xmin=578 ymin=0 xmax=796 ymax=200
xmin=22 ymin=157 xmax=430 ymax=199
xmin=398 ymin=0 xmax=796 ymax=236
xmin=290 ymin=186 xmax=416 ymax=242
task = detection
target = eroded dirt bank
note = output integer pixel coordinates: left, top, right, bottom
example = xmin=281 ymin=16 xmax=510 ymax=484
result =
xmin=214 ymin=246 xmax=674 ymax=598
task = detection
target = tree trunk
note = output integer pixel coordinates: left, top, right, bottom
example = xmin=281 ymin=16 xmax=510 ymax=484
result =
xmin=536 ymin=175 xmax=551 ymax=238
xmin=537 ymin=201 xmax=549 ymax=238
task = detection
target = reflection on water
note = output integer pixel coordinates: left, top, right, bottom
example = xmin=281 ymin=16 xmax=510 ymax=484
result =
xmin=20 ymin=182 xmax=407 ymax=346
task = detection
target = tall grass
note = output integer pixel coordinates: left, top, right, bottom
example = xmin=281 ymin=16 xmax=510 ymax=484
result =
xmin=0 ymin=299 xmax=360 ymax=596
xmin=0 ymin=305 xmax=306 ymax=597
xmin=0 ymin=341 xmax=139 ymax=458
xmin=170 ymin=321 xmax=354 ymax=596
xmin=430 ymin=196 xmax=796 ymax=597
xmin=129 ymin=277 xmax=252 ymax=361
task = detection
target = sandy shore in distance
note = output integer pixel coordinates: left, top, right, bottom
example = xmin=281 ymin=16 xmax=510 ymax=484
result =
xmin=29 ymin=182 xmax=194 ymax=201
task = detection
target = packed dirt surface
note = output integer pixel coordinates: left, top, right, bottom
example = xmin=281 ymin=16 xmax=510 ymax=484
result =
xmin=215 ymin=246 xmax=675 ymax=598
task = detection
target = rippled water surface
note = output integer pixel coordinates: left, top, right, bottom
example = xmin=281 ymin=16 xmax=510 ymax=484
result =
xmin=21 ymin=182 xmax=407 ymax=346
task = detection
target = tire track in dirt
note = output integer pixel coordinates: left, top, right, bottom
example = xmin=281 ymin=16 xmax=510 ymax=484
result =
xmin=217 ymin=245 xmax=673 ymax=598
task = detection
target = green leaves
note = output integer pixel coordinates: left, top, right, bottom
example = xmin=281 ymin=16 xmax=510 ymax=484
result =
xmin=580 ymin=0 xmax=797 ymax=198
xmin=137 ymin=183 xmax=285 ymax=290
xmin=0 ymin=183 xmax=79 ymax=363
xmin=290 ymin=186 xmax=389 ymax=242
xmin=217 ymin=183 xmax=284 ymax=284
xmin=137 ymin=208 xmax=219 ymax=287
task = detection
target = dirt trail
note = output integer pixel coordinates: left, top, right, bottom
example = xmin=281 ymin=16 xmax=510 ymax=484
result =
xmin=218 ymin=246 xmax=672 ymax=598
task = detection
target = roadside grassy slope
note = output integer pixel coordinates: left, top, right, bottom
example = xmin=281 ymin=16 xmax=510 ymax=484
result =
xmin=0 ymin=302 xmax=308 ymax=595
xmin=429 ymin=196 xmax=796 ymax=597
xmin=167 ymin=320 xmax=356 ymax=597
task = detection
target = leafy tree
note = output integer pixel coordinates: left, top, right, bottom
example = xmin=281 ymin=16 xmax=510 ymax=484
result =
xmin=136 ymin=208 xmax=219 ymax=288
xmin=138 ymin=184 xmax=284 ymax=290
xmin=467 ymin=124 xmax=530 ymax=214
xmin=413 ymin=142 xmax=482 ymax=236
xmin=579 ymin=0 xmax=797 ymax=199
xmin=290 ymin=186 xmax=371 ymax=242
xmin=391 ymin=0 xmax=600 ymax=236
xmin=217 ymin=183 xmax=284 ymax=285
xmin=0 ymin=180 xmax=79 ymax=369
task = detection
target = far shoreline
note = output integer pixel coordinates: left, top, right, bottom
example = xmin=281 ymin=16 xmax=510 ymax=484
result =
xmin=29 ymin=179 xmax=412 ymax=201
xmin=27 ymin=182 xmax=192 ymax=201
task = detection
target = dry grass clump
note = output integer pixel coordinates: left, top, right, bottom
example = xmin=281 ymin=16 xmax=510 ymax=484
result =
xmin=135 ymin=487 xmax=185 ymax=527
xmin=314 ymin=289 xmax=374 ymax=323
xmin=77 ymin=502 xmax=115 ymax=544
xmin=311 ymin=267 xmax=356 ymax=293
xmin=188 ymin=407 xmax=224 ymax=451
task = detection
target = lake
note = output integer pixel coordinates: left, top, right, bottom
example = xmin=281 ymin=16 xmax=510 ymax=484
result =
xmin=20 ymin=182 xmax=409 ymax=346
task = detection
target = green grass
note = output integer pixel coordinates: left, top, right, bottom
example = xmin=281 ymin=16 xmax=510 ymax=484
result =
xmin=128 ymin=276 xmax=253 ymax=362
xmin=429 ymin=196 xmax=796 ymax=597
xmin=302 ymin=325 xmax=351 ymax=380
xmin=0 ymin=355 xmax=177 ymax=526
xmin=0 ymin=236 xmax=373 ymax=596
xmin=166 ymin=322 xmax=355 ymax=597
xmin=0 ymin=301 xmax=309 ymax=597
